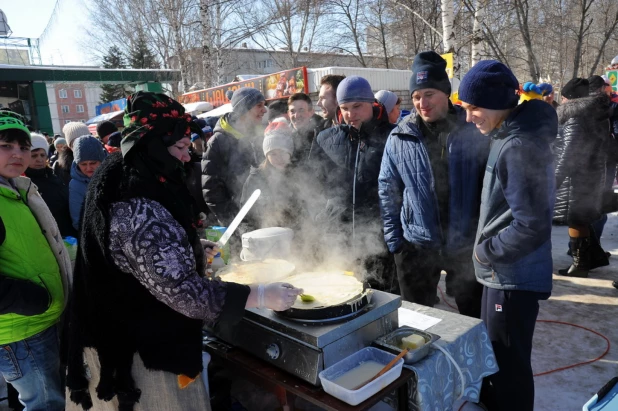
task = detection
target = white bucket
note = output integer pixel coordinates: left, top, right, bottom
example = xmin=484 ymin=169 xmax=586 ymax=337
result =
xmin=240 ymin=227 xmax=294 ymax=262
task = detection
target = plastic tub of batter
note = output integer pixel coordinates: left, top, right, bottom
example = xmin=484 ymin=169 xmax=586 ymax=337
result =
xmin=318 ymin=347 xmax=403 ymax=406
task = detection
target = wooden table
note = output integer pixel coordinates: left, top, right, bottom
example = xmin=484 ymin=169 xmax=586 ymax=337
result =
xmin=205 ymin=342 xmax=413 ymax=411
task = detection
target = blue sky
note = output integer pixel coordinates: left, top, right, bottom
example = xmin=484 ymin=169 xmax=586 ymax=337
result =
xmin=2 ymin=0 xmax=90 ymax=65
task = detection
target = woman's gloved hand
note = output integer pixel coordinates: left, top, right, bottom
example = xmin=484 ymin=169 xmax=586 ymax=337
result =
xmin=262 ymin=283 xmax=303 ymax=311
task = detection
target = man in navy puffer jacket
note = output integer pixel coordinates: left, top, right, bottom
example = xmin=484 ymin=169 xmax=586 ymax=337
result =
xmin=379 ymin=51 xmax=489 ymax=314
xmin=315 ymin=76 xmax=396 ymax=292
xmin=459 ymin=61 xmax=557 ymax=411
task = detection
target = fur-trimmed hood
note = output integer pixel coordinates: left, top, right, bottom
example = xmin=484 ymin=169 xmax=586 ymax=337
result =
xmin=557 ymin=93 xmax=611 ymax=124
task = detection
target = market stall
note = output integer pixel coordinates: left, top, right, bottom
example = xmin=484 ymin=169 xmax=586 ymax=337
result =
xmin=203 ymin=262 xmax=497 ymax=410
xmin=85 ymin=110 xmax=124 ymax=135
xmin=183 ymin=101 xmax=213 ymax=116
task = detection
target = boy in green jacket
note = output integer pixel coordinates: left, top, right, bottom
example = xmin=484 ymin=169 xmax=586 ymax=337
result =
xmin=0 ymin=110 xmax=71 ymax=410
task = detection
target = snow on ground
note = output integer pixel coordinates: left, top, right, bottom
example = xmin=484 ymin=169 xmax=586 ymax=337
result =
xmin=443 ymin=213 xmax=618 ymax=411
xmin=2 ymin=215 xmax=617 ymax=411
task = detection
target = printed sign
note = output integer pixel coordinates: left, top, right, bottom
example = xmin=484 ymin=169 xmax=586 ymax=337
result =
xmin=178 ymin=67 xmax=309 ymax=107
xmin=606 ymin=70 xmax=618 ymax=92
xmin=96 ymin=98 xmax=127 ymax=116
xmin=441 ymin=52 xmax=454 ymax=79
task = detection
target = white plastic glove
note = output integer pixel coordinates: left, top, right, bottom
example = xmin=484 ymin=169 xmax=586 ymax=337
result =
xmin=262 ymin=283 xmax=303 ymax=311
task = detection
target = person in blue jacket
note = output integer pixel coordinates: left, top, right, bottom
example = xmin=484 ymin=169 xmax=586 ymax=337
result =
xmin=459 ymin=61 xmax=557 ymax=411
xmin=69 ymin=135 xmax=106 ymax=230
xmin=378 ymin=51 xmax=489 ymax=315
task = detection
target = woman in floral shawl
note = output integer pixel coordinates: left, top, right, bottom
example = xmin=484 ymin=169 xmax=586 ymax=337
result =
xmin=66 ymin=92 xmax=301 ymax=411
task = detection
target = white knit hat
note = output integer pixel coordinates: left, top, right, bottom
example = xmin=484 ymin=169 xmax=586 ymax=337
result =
xmin=30 ymin=133 xmax=49 ymax=153
xmin=63 ymin=122 xmax=91 ymax=149
xmin=263 ymin=117 xmax=294 ymax=156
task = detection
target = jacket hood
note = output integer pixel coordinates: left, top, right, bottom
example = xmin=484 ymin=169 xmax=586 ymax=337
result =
xmin=0 ymin=176 xmax=36 ymax=199
xmin=557 ymin=93 xmax=611 ymax=124
xmin=498 ymin=99 xmax=558 ymax=144
xmin=0 ymin=175 xmax=17 ymax=195
xmin=214 ymin=113 xmax=242 ymax=138
xmin=391 ymin=117 xmax=422 ymax=138
xmin=213 ymin=112 xmax=263 ymax=139
xmin=70 ymin=161 xmax=91 ymax=183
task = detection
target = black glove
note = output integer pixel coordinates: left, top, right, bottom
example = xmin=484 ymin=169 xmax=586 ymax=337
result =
xmin=0 ymin=276 xmax=51 ymax=316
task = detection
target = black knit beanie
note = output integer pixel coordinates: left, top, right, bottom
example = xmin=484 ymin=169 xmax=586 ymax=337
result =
xmin=409 ymin=51 xmax=452 ymax=96
xmin=96 ymin=120 xmax=118 ymax=138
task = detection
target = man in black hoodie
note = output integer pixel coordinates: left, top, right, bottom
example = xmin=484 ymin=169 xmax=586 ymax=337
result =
xmin=316 ymin=76 xmax=396 ymax=292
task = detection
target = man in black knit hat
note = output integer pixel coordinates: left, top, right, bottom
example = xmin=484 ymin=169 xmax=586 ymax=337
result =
xmin=379 ymin=51 xmax=489 ymax=315
xmin=96 ymin=120 xmax=118 ymax=145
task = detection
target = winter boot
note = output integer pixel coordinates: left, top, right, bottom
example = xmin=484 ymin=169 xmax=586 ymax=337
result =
xmin=588 ymin=236 xmax=610 ymax=270
xmin=558 ymin=237 xmax=591 ymax=277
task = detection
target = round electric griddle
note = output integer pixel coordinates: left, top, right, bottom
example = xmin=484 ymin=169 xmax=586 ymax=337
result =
xmin=275 ymin=286 xmax=373 ymax=322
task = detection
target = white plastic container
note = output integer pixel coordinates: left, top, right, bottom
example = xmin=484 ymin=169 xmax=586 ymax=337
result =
xmin=240 ymin=227 xmax=294 ymax=262
xmin=318 ymin=347 xmax=404 ymax=406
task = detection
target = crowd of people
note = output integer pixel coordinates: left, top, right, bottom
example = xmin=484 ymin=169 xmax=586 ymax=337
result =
xmin=1 ymin=50 xmax=617 ymax=411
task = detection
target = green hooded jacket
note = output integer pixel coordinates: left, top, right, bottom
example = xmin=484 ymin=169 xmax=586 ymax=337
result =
xmin=0 ymin=177 xmax=69 ymax=344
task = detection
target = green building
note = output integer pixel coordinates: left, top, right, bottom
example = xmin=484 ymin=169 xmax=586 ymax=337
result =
xmin=0 ymin=64 xmax=181 ymax=134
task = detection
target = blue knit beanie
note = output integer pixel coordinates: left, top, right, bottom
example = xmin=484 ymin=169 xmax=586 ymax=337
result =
xmin=537 ymin=83 xmax=553 ymax=96
xmin=73 ymin=135 xmax=106 ymax=164
xmin=409 ymin=51 xmax=451 ymax=96
xmin=336 ymin=76 xmax=375 ymax=104
xmin=231 ymin=88 xmax=265 ymax=117
xmin=459 ymin=60 xmax=520 ymax=110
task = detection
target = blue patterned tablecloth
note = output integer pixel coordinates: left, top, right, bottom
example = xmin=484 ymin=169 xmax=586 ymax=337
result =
xmin=401 ymin=303 xmax=498 ymax=411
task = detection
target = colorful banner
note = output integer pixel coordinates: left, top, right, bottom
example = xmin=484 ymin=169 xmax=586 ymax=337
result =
xmin=96 ymin=98 xmax=127 ymax=116
xmin=178 ymin=67 xmax=309 ymax=107
xmin=441 ymin=53 xmax=454 ymax=79
xmin=606 ymin=70 xmax=618 ymax=92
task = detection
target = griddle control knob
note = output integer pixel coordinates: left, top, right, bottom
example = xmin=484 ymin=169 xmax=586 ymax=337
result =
xmin=266 ymin=343 xmax=280 ymax=360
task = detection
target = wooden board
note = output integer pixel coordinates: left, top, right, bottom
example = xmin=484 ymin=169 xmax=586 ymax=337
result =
xmin=217 ymin=259 xmax=295 ymax=285
xmin=284 ymin=272 xmax=364 ymax=309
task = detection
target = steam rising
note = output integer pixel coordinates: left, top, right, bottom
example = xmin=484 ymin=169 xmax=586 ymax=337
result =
xmin=241 ymin=162 xmax=390 ymax=288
